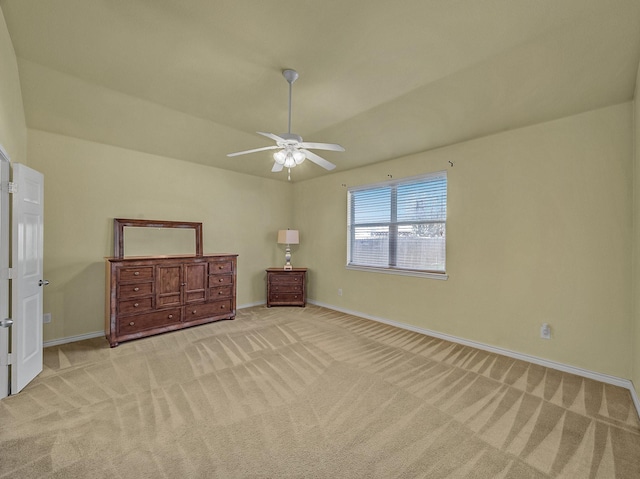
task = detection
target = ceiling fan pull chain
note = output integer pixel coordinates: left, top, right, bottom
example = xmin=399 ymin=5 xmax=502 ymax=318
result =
xmin=288 ymin=168 xmax=291 ymax=181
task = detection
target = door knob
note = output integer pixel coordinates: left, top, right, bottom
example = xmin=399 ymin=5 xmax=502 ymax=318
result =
xmin=38 ymin=279 xmax=50 ymax=287
xmin=0 ymin=318 xmax=13 ymax=328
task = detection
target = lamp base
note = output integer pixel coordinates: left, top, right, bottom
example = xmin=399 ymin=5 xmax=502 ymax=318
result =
xmin=283 ymin=244 xmax=293 ymax=270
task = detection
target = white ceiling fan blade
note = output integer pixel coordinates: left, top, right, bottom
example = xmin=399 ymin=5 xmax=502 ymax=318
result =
xmin=271 ymin=162 xmax=284 ymax=172
xmin=257 ymin=131 xmax=286 ymax=143
xmin=300 ymin=149 xmax=336 ymax=171
xmin=227 ymin=145 xmax=279 ymax=157
xmin=298 ymin=142 xmax=345 ymax=152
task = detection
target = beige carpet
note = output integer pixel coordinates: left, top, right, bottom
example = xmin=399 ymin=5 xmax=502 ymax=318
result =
xmin=1 ymin=305 xmax=639 ymax=478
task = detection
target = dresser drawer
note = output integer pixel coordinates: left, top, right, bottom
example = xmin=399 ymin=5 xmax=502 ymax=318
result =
xmin=209 ymin=285 xmax=233 ymax=300
xmin=117 ymin=308 xmax=181 ymax=335
xmin=118 ymin=282 xmax=153 ymax=299
xmin=209 ymin=260 xmax=233 ymax=274
xmin=119 ymin=266 xmax=154 ymax=282
xmin=118 ymin=297 xmax=153 ymax=315
xmin=269 ymin=272 xmax=304 ymax=284
xmin=184 ymin=300 xmax=233 ymax=321
xmin=208 ymin=274 xmax=233 ymax=287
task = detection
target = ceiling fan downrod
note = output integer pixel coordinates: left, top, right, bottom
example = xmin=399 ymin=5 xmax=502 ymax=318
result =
xmin=282 ymin=69 xmax=299 ymax=135
xmin=283 ymin=69 xmax=298 ymax=181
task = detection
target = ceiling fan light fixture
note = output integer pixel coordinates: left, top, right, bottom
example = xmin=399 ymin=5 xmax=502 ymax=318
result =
xmin=284 ymin=154 xmax=297 ymax=168
xmin=274 ymin=150 xmax=286 ymax=165
xmin=293 ymin=150 xmax=305 ymax=164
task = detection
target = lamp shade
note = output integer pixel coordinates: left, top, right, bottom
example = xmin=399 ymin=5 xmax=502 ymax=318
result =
xmin=277 ymin=229 xmax=299 ymax=245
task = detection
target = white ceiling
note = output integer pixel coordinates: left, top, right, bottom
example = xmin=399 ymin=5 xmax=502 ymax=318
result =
xmin=2 ymin=0 xmax=640 ymax=182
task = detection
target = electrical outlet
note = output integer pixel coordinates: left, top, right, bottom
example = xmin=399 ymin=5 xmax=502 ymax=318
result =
xmin=338 ymin=288 xmax=343 ymax=296
xmin=43 ymin=313 xmax=52 ymax=324
xmin=540 ymin=323 xmax=551 ymax=339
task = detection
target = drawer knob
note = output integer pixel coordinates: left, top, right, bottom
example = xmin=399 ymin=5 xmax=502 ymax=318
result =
xmin=218 ymin=290 xmax=223 ymax=295
xmin=219 ymin=278 xmax=224 ymax=283
xmin=134 ymin=303 xmax=139 ymax=307
xmin=134 ymin=271 xmax=140 ymax=276
xmin=220 ymin=305 xmax=225 ymax=309
xmin=168 ymin=314 xmax=173 ymax=319
xmin=133 ymin=287 xmax=139 ymax=292
xmin=192 ymin=310 xmax=197 ymax=314
xmin=218 ymin=265 xmax=224 ymax=270
xmin=129 ymin=321 xmax=135 ymax=326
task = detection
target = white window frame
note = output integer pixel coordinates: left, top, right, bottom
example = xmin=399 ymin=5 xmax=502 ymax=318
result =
xmin=346 ymin=171 xmax=448 ymax=280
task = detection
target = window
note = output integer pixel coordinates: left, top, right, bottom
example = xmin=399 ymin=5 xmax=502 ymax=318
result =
xmin=347 ymin=172 xmax=447 ymax=278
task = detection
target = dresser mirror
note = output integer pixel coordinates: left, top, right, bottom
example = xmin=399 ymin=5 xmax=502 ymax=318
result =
xmin=113 ymin=219 xmax=203 ymax=258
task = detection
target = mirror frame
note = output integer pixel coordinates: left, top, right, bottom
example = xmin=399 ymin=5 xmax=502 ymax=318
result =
xmin=113 ymin=218 xmax=203 ymax=258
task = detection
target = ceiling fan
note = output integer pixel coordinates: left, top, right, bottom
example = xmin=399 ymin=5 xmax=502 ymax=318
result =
xmin=227 ymin=69 xmax=345 ymax=180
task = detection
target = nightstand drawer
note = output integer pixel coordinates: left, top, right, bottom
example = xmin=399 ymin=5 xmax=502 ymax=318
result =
xmin=269 ymin=292 xmax=303 ymax=303
xmin=270 ymin=283 xmax=302 ymax=293
xmin=269 ymin=273 xmax=304 ymax=284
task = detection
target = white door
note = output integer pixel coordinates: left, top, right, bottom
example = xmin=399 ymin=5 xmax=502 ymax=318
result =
xmin=11 ymin=163 xmax=44 ymax=394
xmin=0 ymin=149 xmax=10 ymax=399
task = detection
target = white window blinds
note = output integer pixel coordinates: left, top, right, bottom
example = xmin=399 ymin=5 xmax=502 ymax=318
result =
xmin=347 ymin=172 xmax=447 ymax=275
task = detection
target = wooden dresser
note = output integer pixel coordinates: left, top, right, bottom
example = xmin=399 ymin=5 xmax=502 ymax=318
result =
xmin=266 ymin=268 xmax=307 ymax=307
xmin=106 ymin=254 xmax=237 ymax=347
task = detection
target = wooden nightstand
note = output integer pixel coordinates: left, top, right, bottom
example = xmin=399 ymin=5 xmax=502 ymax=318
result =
xmin=266 ymin=268 xmax=307 ymax=307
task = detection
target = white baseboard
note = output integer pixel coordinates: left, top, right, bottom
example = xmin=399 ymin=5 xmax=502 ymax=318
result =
xmin=308 ymin=299 xmax=640 ymax=420
xmin=238 ymin=301 xmax=266 ymax=309
xmin=44 ymin=331 xmax=104 ymax=348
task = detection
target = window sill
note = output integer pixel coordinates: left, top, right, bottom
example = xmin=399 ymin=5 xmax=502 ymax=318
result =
xmin=346 ymin=264 xmax=448 ymax=280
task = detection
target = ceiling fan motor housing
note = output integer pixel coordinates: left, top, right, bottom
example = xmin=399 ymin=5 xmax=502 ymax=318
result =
xmin=278 ymin=133 xmax=303 ymax=144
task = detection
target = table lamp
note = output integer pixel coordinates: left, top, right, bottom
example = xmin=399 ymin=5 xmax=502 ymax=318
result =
xmin=277 ymin=229 xmax=299 ymax=270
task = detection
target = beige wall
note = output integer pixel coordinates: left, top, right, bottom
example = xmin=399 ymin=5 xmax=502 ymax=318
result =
xmin=27 ymin=129 xmax=292 ymax=341
xmin=0 ymin=8 xmax=26 ymax=163
xmin=294 ymin=103 xmax=634 ymax=379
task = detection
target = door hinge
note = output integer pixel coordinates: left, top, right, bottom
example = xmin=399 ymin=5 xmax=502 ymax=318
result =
xmin=0 ymin=352 xmax=11 ymax=367
xmin=0 ymin=268 xmax=10 ymax=280
xmin=7 ymin=182 xmax=17 ymax=194
xmin=5 ymin=268 xmax=12 ymax=280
